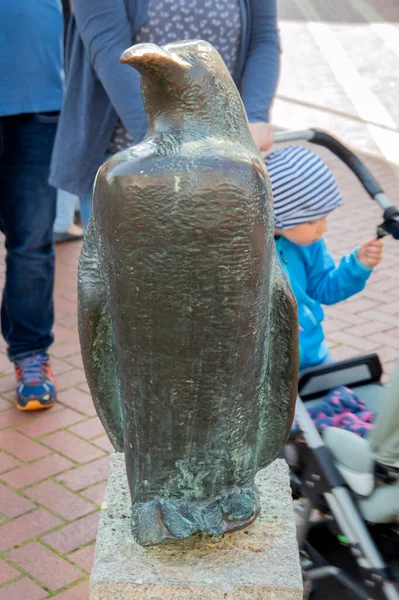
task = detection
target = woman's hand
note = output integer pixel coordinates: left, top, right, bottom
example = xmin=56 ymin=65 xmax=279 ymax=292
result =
xmin=248 ymin=122 xmax=274 ymax=152
xmin=357 ymin=238 xmax=384 ymax=268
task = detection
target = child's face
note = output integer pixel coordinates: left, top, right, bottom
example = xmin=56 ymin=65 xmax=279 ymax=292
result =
xmin=278 ymin=217 xmax=327 ymax=246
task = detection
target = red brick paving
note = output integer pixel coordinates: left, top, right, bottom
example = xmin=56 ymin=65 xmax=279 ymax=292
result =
xmin=0 ymin=558 xmax=19 ymax=586
xmin=43 ymin=512 xmax=100 ymax=553
xmin=25 ymin=481 xmax=95 ymax=521
xmin=0 ymin=430 xmax=51 ymax=462
xmin=51 ymin=580 xmax=90 ymax=600
xmin=81 ymin=482 xmax=107 ymax=506
xmin=0 ymin=2 xmax=398 ymax=598
xmin=16 ymin=407 xmax=85 ymax=438
xmin=68 ymin=545 xmax=96 ymax=574
xmin=0 ymin=453 xmax=20 ymax=474
xmin=7 ymin=542 xmax=83 ymax=592
xmin=68 ymin=417 xmax=105 ymax=440
xmin=0 ymin=578 xmax=48 ymax=600
xmin=41 ymin=431 xmax=105 ymax=464
xmin=42 ymin=513 xmax=100 ymax=554
xmin=0 ymin=454 xmax=74 ymax=489
xmin=55 ymin=456 xmax=109 ymax=492
xmin=0 ymin=484 xmax=35 ymax=518
xmin=0 ymin=509 xmax=62 ymax=553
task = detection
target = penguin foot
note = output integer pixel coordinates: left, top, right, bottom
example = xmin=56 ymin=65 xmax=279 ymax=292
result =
xmin=132 ymin=485 xmax=260 ymax=546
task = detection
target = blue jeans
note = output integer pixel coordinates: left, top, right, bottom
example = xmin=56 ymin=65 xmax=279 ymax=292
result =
xmin=0 ymin=113 xmax=57 ymax=360
xmin=80 ymin=152 xmax=113 ymax=229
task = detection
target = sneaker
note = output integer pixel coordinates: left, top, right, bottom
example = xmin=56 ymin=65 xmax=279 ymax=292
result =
xmin=14 ymin=353 xmax=56 ymax=411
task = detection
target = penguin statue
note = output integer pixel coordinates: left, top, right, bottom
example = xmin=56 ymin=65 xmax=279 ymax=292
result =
xmin=78 ymin=40 xmax=298 ymax=547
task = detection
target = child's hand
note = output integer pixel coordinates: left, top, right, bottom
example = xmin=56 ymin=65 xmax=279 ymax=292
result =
xmin=358 ymin=238 xmax=384 ymax=268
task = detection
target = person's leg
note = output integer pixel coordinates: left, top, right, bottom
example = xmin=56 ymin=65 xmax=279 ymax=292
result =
xmin=79 ymin=187 xmax=93 ymax=230
xmin=54 ymin=189 xmax=84 ymax=242
xmin=0 ymin=113 xmax=58 ymax=409
xmin=53 ymin=189 xmax=75 ymax=233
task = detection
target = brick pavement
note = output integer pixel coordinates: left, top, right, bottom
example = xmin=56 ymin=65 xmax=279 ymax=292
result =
xmin=0 ymin=1 xmax=398 ymax=598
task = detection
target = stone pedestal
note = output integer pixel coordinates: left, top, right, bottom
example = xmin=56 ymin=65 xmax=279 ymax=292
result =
xmin=90 ymin=453 xmax=302 ymax=600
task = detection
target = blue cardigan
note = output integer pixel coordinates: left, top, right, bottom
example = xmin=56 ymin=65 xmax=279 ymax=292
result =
xmin=275 ymin=237 xmax=373 ymax=370
xmin=49 ymin=0 xmax=280 ymax=197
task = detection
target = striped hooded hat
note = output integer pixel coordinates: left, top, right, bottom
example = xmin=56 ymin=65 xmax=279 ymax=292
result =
xmin=265 ymin=146 xmax=343 ymax=230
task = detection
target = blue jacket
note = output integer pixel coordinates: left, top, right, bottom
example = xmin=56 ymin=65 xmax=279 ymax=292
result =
xmin=275 ymin=237 xmax=373 ymax=371
xmin=49 ymin=0 xmax=280 ymax=197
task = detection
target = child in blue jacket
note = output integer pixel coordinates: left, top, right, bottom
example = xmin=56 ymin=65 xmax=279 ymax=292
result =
xmin=265 ymin=146 xmax=384 ymax=371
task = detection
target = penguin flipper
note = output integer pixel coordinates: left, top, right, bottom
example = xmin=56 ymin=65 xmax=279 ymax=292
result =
xmin=78 ymin=218 xmax=124 ymax=451
xmin=259 ymin=252 xmax=298 ymax=468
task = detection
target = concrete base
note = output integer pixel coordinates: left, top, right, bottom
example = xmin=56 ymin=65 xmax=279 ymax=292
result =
xmin=90 ymin=453 xmax=302 ymax=600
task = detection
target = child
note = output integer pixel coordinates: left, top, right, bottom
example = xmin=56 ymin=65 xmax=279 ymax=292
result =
xmin=265 ymin=146 xmax=384 ymax=372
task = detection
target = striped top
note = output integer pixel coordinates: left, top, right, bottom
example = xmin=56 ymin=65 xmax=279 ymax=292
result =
xmin=265 ymin=146 xmax=343 ymax=230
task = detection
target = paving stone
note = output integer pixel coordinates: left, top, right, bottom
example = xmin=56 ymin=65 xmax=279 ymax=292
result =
xmin=51 ymin=357 xmax=76 ymax=376
xmin=57 ymin=456 xmax=110 ymax=491
xmin=50 ymin=341 xmax=82 ymax=359
xmin=68 ymin=417 xmax=105 ymax=440
xmin=368 ymin=331 xmax=399 ymax=350
xmin=68 ymin=544 xmax=95 ymax=573
xmin=42 ymin=512 xmax=100 ymax=553
xmin=0 ymin=430 xmax=50 ymax=462
xmin=0 ymin=409 xmax=32 ymax=430
xmin=57 ymin=389 xmax=96 ymax=416
xmin=56 ymin=370 xmax=87 ymax=391
xmin=0 ymin=508 xmax=62 ymax=552
xmin=0 ymin=374 xmax=17 ymax=394
xmin=41 ymin=431 xmax=105 ymax=464
xmin=65 ymin=354 xmax=84 ymax=369
xmin=26 ymin=480 xmax=96 ymax=521
xmin=0 ymin=557 xmax=20 ymax=586
xmin=92 ymin=435 xmax=113 ymax=453
xmin=78 ymin=382 xmax=90 ymax=394
xmin=345 ymin=320 xmax=391 ymax=337
xmin=7 ymin=541 xmax=83 ymax=592
xmin=328 ymin=330 xmax=380 ymax=352
xmin=81 ymin=482 xmax=107 ymax=506
xmin=0 ymin=354 xmax=15 ymax=376
xmin=0 ymin=454 xmax=74 ymax=489
xmin=0 ymin=483 xmax=36 ymax=518
xmin=51 ymin=579 xmax=90 ymax=600
xmin=0 ymin=397 xmax=12 ymax=411
xmin=16 ymin=408 xmax=85 ymax=438
xmin=53 ymin=324 xmax=79 ymax=344
xmin=0 ymin=452 xmax=20 ymax=474
xmin=55 ymin=298 xmax=79 ymax=315
xmin=0 ymin=577 xmax=47 ymax=600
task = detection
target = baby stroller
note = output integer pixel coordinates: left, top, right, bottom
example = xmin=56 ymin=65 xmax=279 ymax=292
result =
xmin=272 ymin=129 xmax=399 ymax=600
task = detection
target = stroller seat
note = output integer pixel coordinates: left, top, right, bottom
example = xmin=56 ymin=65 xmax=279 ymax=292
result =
xmin=323 ymin=427 xmax=374 ymax=496
xmin=323 ymin=427 xmax=399 ymax=524
xmin=321 ymin=362 xmax=399 ymax=525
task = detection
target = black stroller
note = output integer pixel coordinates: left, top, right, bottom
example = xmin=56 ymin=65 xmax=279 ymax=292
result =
xmin=272 ymin=129 xmax=399 ymax=600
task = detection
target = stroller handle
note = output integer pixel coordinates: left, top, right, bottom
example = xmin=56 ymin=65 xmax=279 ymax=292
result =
xmin=273 ymin=129 xmax=389 ymax=208
xmin=273 ymin=129 xmax=399 ymax=239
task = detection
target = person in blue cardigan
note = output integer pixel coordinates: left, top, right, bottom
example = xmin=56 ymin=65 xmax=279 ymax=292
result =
xmin=49 ymin=0 xmax=281 ymax=227
xmin=265 ymin=146 xmax=384 ymax=372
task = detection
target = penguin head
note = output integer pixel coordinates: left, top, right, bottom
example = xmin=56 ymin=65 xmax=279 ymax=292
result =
xmin=120 ymin=40 xmax=252 ymax=142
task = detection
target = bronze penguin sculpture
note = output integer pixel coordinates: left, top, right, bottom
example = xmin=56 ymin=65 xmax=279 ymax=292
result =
xmin=78 ymin=40 xmax=298 ymax=547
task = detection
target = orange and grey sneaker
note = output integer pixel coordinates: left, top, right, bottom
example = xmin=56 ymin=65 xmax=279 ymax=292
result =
xmin=14 ymin=353 xmax=56 ymax=411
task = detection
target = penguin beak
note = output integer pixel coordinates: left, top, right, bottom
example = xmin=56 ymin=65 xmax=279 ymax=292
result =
xmin=120 ymin=43 xmax=189 ymax=76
